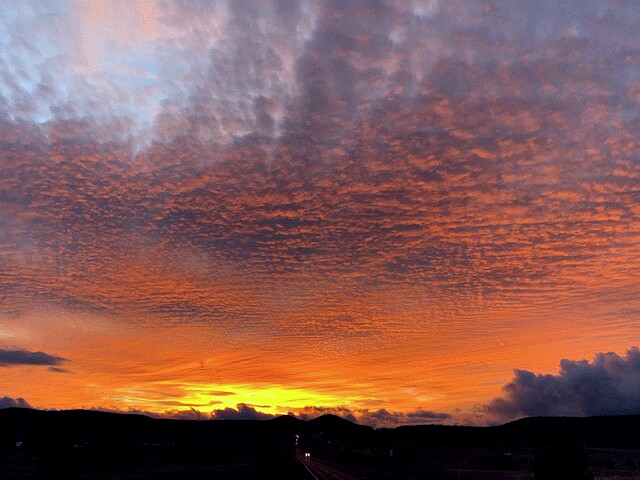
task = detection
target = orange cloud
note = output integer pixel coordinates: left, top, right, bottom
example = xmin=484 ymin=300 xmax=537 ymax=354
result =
xmin=1 ymin=0 xmax=640 ymax=423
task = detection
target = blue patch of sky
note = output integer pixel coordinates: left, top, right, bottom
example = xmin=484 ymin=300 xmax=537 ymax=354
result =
xmin=0 ymin=0 xmax=170 ymax=132
xmin=0 ymin=1 xmax=73 ymax=122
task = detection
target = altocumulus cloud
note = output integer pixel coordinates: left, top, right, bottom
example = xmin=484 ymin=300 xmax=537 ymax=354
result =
xmin=2 ymin=0 xmax=640 ymax=419
xmin=485 ymin=347 xmax=640 ymax=421
xmin=2 ymin=0 xmax=640 ymax=345
xmin=0 ymin=349 xmax=66 ymax=367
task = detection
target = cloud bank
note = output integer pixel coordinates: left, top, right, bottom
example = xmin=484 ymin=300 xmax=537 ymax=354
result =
xmin=1 ymin=0 xmax=638 ymax=338
xmin=1 ymin=1 xmax=640 ymax=418
xmin=105 ymin=403 xmax=449 ymax=428
xmin=294 ymin=405 xmax=451 ymax=428
xmin=485 ymin=347 xmax=640 ymax=422
xmin=101 ymin=403 xmax=275 ymax=421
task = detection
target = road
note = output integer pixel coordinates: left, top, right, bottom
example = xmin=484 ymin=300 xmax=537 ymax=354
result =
xmin=297 ymin=452 xmax=361 ymax=480
xmin=297 ymin=451 xmax=414 ymax=480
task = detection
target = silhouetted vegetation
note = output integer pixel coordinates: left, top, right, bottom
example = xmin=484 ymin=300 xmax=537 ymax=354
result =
xmin=1 ymin=409 xmax=640 ymax=478
xmin=533 ymin=445 xmax=593 ymax=480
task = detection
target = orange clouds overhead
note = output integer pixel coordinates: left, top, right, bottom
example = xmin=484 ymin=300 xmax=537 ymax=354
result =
xmin=1 ymin=1 xmax=640 ymax=425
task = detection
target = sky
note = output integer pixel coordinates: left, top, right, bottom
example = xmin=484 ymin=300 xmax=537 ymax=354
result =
xmin=1 ymin=0 xmax=640 ymax=427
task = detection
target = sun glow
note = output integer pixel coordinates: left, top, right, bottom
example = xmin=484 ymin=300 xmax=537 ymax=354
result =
xmin=115 ymin=383 xmax=350 ymax=416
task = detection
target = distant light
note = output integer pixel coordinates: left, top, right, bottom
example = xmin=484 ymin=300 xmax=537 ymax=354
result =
xmin=305 ymin=452 xmax=311 ymax=458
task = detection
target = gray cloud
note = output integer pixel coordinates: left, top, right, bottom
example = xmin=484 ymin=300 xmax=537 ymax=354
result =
xmin=1 ymin=0 xmax=640 ymax=416
xmin=47 ymin=366 xmax=68 ymax=373
xmin=0 ymin=396 xmax=31 ymax=408
xmin=157 ymin=403 xmax=274 ymax=421
xmin=210 ymin=403 xmax=275 ymax=420
xmin=294 ymin=405 xmax=451 ymax=428
xmin=358 ymin=408 xmax=451 ymax=428
xmin=294 ymin=406 xmax=358 ymax=423
xmin=0 ymin=349 xmax=66 ymax=367
xmin=485 ymin=347 xmax=640 ymax=422
xmin=97 ymin=403 xmax=449 ymax=427
xmin=92 ymin=403 xmax=275 ymax=421
xmin=166 ymin=404 xmax=451 ymax=426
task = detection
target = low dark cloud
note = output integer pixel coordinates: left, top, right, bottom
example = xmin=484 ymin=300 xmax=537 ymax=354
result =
xmin=208 ymin=390 xmax=235 ymax=396
xmin=96 ymin=403 xmax=448 ymax=427
xmin=358 ymin=408 xmax=451 ymax=428
xmin=0 ymin=349 xmax=66 ymax=367
xmin=0 ymin=396 xmax=31 ymax=409
xmin=294 ymin=405 xmax=450 ymax=428
xmin=485 ymin=347 xmax=640 ymax=422
xmin=93 ymin=403 xmax=274 ymax=421
xmin=161 ymin=404 xmax=274 ymax=421
xmin=166 ymin=404 xmax=451 ymax=426
xmin=167 ymin=408 xmax=215 ymax=421
xmin=47 ymin=366 xmax=68 ymax=373
xmin=294 ymin=406 xmax=358 ymax=423
xmin=211 ymin=403 xmax=275 ymax=421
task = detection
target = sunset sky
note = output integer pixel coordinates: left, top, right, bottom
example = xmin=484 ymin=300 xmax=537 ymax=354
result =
xmin=1 ymin=0 xmax=640 ymax=427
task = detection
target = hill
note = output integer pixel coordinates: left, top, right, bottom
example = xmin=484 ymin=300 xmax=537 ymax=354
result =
xmin=1 ymin=408 xmax=640 ymax=478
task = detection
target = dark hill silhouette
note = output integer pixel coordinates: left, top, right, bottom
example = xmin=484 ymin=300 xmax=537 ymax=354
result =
xmin=1 ymin=408 xmax=639 ymax=478
xmin=308 ymin=413 xmax=373 ymax=433
xmin=268 ymin=414 xmax=303 ymax=427
xmin=3 ymin=408 xmax=640 ymax=446
xmin=497 ymin=414 xmax=640 ymax=448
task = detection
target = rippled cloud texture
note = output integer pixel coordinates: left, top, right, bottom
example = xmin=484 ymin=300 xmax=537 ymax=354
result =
xmin=1 ymin=1 xmax=640 ymax=424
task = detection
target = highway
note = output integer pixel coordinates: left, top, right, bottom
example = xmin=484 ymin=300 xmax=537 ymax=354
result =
xmin=297 ymin=451 xmax=414 ymax=480
xmin=297 ymin=452 xmax=361 ymax=480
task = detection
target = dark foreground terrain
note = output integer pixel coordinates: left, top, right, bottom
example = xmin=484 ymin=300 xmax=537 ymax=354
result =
xmin=1 ymin=409 xmax=640 ymax=479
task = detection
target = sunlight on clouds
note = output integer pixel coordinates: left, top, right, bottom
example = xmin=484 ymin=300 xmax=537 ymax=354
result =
xmin=115 ymin=382 xmax=352 ymax=415
xmin=2 ymin=0 xmax=640 ymax=425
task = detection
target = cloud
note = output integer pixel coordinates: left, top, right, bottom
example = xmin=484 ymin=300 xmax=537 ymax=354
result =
xmin=0 ymin=396 xmax=31 ymax=409
xmin=484 ymin=347 xmax=640 ymax=422
xmin=47 ymin=366 xmax=68 ymax=373
xmin=357 ymin=408 xmax=451 ymax=428
xmin=144 ymin=404 xmax=275 ymax=421
xmin=210 ymin=403 xmax=275 ymax=421
xmin=207 ymin=390 xmax=235 ymax=397
xmin=164 ymin=404 xmax=451 ymax=427
xmin=100 ymin=403 xmax=275 ymax=421
xmin=95 ymin=403 xmax=447 ymax=427
xmin=294 ymin=406 xmax=358 ymax=423
xmin=1 ymin=1 xmax=640 ymax=417
xmin=2 ymin=1 xmax=639 ymax=332
xmin=293 ymin=405 xmax=450 ymax=428
xmin=166 ymin=407 xmax=214 ymax=421
xmin=0 ymin=349 xmax=66 ymax=367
